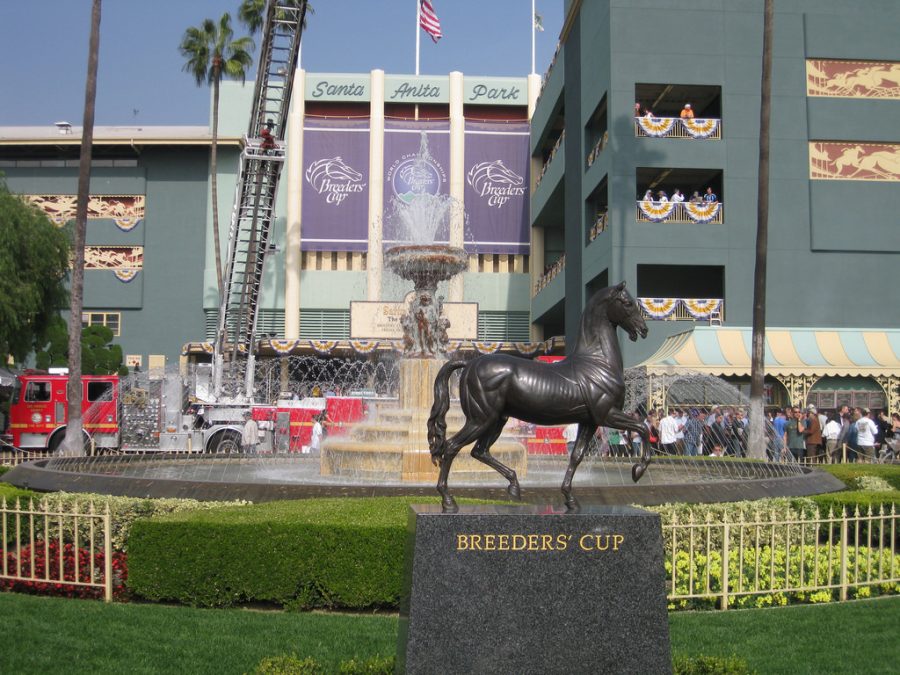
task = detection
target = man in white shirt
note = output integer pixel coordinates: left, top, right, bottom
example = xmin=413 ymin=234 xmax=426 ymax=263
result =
xmin=563 ymin=423 xmax=579 ymax=456
xmin=823 ymin=414 xmax=842 ymax=464
xmin=856 ymin=409 xmax=878 ymax=462
xmin=658 ymin=409 xmax=682 ymax=455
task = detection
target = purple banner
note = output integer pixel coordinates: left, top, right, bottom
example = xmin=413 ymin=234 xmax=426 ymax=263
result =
xmin=301 ymin=118 xmax=370 ymax=251
xmin=383 ymin=119 xmax=451 ymax=245
xmin=464 ymin=121 xmax=530 ymax=255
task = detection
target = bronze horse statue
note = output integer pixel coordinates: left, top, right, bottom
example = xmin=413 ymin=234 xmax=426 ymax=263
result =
xmin=427 ymin=282 xmax=651 ymax=512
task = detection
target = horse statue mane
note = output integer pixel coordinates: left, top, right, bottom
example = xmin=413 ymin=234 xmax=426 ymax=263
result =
xmin=427 ymin=281 xmax=650 ymax=513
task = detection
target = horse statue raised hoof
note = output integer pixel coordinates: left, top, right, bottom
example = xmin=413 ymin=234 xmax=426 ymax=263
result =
xmin=427 ymin=282 xmax=651 ymax=513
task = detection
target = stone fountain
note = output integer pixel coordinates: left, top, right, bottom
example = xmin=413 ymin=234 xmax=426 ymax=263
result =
xmin=321 ymin=133 xmax=527 ymax=482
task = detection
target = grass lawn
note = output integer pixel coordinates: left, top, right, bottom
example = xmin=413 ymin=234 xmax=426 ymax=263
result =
xmin=1 ymin=593 xmax=897 ymax=674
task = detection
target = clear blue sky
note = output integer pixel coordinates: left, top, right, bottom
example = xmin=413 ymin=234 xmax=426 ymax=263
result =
xmin=0 ymin=1 xmax=563 ymax=126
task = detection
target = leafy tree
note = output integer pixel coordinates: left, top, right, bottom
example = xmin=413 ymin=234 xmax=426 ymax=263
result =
xmin=179 ymin=13 xmax=254 ymax=298
xmin=36 ymin=317 xmax=127 ymax=376
xmin=0 ymin=180 xmax=70 ymax=363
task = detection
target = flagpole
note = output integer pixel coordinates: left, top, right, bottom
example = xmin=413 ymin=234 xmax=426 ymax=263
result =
xmin=415 ymin=0 xmax=421 ymax=76
xmin=531 ymin=0 xmax=536 ymax=75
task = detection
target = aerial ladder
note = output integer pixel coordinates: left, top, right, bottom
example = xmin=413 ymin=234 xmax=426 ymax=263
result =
xmin=212 ymin=0 xmax=308 ymax=401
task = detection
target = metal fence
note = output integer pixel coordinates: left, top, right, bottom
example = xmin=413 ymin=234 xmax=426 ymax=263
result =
xmin=1 ymin=498 xmax=113 ymax=602
xmin=664 ymin=505 xmax=898 ymax=609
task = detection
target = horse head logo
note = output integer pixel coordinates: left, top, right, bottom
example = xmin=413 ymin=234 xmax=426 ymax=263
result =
xmin=305 ymin=157 xmax=363 ymax=193
xmin=466 ymin=160 xmax=524 ymax=195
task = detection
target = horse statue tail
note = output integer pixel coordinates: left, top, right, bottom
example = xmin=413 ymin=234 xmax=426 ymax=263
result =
xmin=427 ymin=360 xmax=467 ymax=459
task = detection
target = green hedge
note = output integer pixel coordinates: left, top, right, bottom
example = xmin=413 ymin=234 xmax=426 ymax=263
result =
xmin=128 ymin=497 xmax=430 ymax=609
xmin=0 ymin=466 xmax=9 ymax=477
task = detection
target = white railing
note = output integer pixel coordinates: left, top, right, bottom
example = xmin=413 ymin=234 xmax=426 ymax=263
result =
xmin=587 ymin=132 xmax=608 ymax=167
xmin=0 ymin=449 xmax=54 ymax=467
xmin=634 ymin=116 xmax=722 ymax=140
xmin=1 ymin=497 xmax=113 ymax=602
xmin=665 ymin=505 xmax=899 ymax=609
xmin=638 ymin=298 xmax=724 ymax=322
xmin=636 ymin=200 xmax=724 ymax=224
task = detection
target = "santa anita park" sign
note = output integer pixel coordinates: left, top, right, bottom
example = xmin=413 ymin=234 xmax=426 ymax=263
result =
xmin=305 ymin=73 xmax=527 ymax=106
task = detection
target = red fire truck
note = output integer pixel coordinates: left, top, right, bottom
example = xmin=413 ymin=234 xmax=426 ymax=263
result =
xmin=8 ymin=371 xmax=120 ymax=452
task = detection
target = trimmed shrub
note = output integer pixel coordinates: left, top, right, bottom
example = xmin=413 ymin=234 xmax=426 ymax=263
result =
xmin=673 ymin=654 xmax=754 ymax=674
xmin=127 ymin=497 xmax=425 ymax=609
xmin=0 ymin=466 xmax=9 ymax=477
xmin=820 ymin=464 xmax=900 ymax=491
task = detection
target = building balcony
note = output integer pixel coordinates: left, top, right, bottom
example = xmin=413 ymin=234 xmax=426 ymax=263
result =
xmin=534 ymin=254 xmax=565 ymax=297
xmin=535 ymin=130 xmax=565 ymax=190
xmin=634 ymin=116 xmax=721 ymax=140
xmin=638 ymin=297 xmax=724 ymax=323
xmin=635 ymin=200 xmax=723 ymax=224
xmin=589 ymin=212 xmax=608 ymax=242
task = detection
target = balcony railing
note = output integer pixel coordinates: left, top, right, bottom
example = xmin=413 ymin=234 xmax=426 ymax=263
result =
xmin=634 ymin=116 xmax=721 ymax=140
xmin=638 ymin=297 xmax=724 ymax=322
xmin=636 ymin=200 xmax=724 ymax=224
xmin=586 ymin=132 xmax=608 ymax=167
xmin=535 ymin=130 xmax=565 ymax=190
xmin=589 ymin=212 xmax=608 ymax=242
xmin=534 ymin=254 xmax=565 ymax=296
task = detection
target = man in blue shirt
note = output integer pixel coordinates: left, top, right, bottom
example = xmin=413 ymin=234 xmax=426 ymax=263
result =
xmin=703 ymin=187 xmax=718 ymax=203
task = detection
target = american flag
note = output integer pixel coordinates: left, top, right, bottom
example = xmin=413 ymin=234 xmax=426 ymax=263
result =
xmin=419 ymin=0 xmax=442 ymax=42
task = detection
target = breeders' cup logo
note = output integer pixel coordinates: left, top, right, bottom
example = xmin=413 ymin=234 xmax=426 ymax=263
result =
xmin=387 ymin=154 xmax=446 ymax=203
xmin=466 ymin=160 xmax=526 ymax=208
xmin=305 ymin=157 xmax=366 ymax=206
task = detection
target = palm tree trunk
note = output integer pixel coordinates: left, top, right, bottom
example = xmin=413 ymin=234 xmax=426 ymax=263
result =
xmin=749 ymin=0 xmax=774 ymax=459
xmin=211 ymin=69 xmax=223 ymax=298
xmin=63 ymin=0 xmax=101 ymax=457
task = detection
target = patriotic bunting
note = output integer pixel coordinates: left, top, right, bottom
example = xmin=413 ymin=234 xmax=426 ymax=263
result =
xmin=682 ymin=298 xmax=722 ymax=319
xmin=638 ymin=199 xmax=675 ymax=222
xmin=684 ymin=201 xmax=721 ymax=223
xmin=113 ymin=269 xmax=139 ymax=283
xmin=639 ymin=298 xmax=678 ymax=319
xmin=350 ymin=340 xmax=379 ymax=354
xmin=635 ymin=116 xmax=676 ymax=137
xmin=681 ymin=118 xmax=719 ymax=138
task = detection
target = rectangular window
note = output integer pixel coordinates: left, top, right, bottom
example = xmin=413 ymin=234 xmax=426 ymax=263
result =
xmin=86 ymin=381 xmax=113 ymax=402
xmin=25 ymin=381 xmax=52 ymax=402
xmin=82 ymin=312 xmax=121 ymax=336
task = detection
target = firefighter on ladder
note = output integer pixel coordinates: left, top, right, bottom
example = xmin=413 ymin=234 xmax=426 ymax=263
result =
xmin=259 ymin=119 xmax=276 ymax=154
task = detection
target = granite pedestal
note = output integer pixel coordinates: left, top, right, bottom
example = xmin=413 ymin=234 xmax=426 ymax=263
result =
xmin=398 ymin=504 xmax=671 ymax=675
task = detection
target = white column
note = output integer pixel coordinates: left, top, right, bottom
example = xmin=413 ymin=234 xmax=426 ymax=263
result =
xmin=527 ymin=73 xmax=541 ymax=119
xmin=284 ymin=69 xmax=306 ymax=339
xmin=366 ymin=69 xmax=386 ymax=301
xmin=448 ymin=70 xmax=465 ymax=302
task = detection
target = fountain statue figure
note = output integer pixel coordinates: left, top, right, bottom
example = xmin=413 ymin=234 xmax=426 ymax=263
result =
xmin=384 ymin=132 xmax=467 ymax=358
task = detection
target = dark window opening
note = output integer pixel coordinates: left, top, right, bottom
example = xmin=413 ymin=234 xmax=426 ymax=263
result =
xmin=87 ymin=381 xmax=114 ymax=402
xmin=25 ymin=381 xmax=52 ymax=402
xmin=634 ymin=83 xmax=722 ymax=119
xmin=637 ymin=167 xmax=723 ymax=205
xmin=637 ymin=264 xmax=724 ymax=298
xmin=586 ymin=177 xmax=608 ymax=243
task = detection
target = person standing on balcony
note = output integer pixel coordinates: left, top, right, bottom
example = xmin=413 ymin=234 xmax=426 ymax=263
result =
xmin=690 ymin=191 xmax=703 ymax=204
xmin=642 ymin=189 xmax=654 ymax=202
xmin=704 ymin=187 xmax=718 ymax=203
xmin=634 ymin=102 xmax=642 ymax=117
xmin=657 ymin=190 xmax=668 ymax=203
xmin=671 ymin=189 xmax=685 ymax=203
xmin=680 ymin=103 xmax=694 ymax=119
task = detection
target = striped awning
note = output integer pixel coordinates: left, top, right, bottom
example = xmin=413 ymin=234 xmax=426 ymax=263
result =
xmin=638 ymin=327 xmax=900 ymax=377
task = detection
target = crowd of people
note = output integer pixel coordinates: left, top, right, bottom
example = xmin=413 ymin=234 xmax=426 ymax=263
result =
xmin=563 ymin=405 xmax=899 ymax=463
xmin=640 ymin=186 xmax=718 ymax=205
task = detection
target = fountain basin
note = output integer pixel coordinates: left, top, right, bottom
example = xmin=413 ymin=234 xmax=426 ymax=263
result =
xmin=384 ymin=245 xmax=468 ymax=285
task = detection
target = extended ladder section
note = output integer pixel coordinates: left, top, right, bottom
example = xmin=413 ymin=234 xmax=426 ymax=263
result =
xmin=213 ymin=0 xmax=307 ymax=400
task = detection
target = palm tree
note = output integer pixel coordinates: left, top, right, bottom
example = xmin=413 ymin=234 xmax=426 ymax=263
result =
xmin=748 ymin=0 xmax=774 ymax=459
xmin=179 ymin=14 xmax=254 ymax=297
xmin=62 ymin=0 xmax=102 ymax=457
xmin=238 ymin=0 xmax=313 ymax=35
